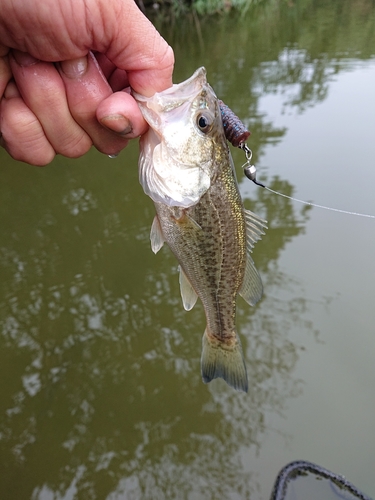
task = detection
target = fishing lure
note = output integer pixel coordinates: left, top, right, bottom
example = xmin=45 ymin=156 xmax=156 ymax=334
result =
xmin=219 ymin=100 xmax=265 ymax=187
xmin=218 ymin=99 xmax=250 ymax=147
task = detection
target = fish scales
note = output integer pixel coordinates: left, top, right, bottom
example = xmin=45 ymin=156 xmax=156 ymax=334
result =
xmin=155 ymin=161 xmax=245 ymax=343
xmin=133 ymin=67 xmax=266 ymax=392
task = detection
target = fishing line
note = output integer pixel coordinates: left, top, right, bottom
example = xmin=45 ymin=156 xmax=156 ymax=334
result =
xmin=262 ymin=186 xmax=375 ymax=219
xmin=240 ymin=144 xmax=375 ymax=220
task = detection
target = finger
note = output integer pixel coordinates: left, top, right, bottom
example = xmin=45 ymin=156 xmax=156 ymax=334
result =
xmin=10 ymin=50 xmax=92 ymax=157
xmin=59 ymin=52 xmax=130 ymax=155
xmin=94 ymin=53 xmax=129 ymax=92
xmin=94 ymin=53 xmax=116 ymax=81
xmin=96 ymin=91 xmax=148 ymax=137
xmin=95 ymin=0 xmax=174 ymax=96
xmin=0 ymin=44 xmax=9 ymax=57
xmin=1 ymin=81 xmax=55 ymax=165
xmin=108 ymin=69 xmax=129 ymax=92
xmin=0 ymin=51 xmax=12 ymax=98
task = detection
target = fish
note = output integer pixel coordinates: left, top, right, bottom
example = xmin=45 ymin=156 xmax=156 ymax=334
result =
xmin=133 ymin=67 xmax=266 ymax=392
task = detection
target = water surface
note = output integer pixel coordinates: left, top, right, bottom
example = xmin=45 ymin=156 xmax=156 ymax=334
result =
xmin=1 ymin=1 xmax=375 ymax=498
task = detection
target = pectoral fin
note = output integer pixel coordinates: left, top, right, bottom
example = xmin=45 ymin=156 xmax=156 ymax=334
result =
xmin=173 ymin=211 xmax=203 ymax=232
xmin=150 ymin=215 xmax=165 ymax=254
xmin=178 ymin=265 xmax=198 ymax=311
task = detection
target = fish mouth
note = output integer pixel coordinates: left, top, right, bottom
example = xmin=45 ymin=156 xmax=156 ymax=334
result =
xmin=132 ymin=67 xmax=209 ymax=132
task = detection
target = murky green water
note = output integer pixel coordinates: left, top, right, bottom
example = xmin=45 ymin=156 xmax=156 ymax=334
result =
xmin=1 ymin=1 xmax=375 ymax=498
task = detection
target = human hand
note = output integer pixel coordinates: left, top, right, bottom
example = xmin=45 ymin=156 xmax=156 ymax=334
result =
xmin=0 ymin=0 xmax=174 ymax=165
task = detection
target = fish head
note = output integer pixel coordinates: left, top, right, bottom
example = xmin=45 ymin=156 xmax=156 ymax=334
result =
xmin=133 ymin=67 xmax=224 ymax=208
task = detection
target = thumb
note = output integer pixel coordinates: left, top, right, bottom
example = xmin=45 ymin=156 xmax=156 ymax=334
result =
xmin=103 ymin=0 xmax=174 ymax=97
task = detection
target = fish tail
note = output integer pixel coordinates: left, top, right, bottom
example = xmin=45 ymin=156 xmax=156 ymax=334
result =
xmin=201 ymin=328 xmax=248 ymax=393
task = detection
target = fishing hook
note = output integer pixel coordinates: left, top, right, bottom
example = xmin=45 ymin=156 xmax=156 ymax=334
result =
xmin=240 ymin=143 xmax=265 ymax=188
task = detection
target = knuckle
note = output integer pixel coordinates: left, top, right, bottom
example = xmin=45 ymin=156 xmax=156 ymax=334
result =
xmin=55 ymin=131 xmax=92 ymax=158
xmin=7 ymin=141 xmax=55 ymax=166
xmin=2 ymin=100 xmax=55 ymax=165
xmin=160 ymin=44 xmax=175 ymax=72
xmin=9 ymin=138 xmax=55 ymax=166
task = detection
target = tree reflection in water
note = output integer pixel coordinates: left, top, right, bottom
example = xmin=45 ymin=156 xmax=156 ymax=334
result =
xmin=0 ymin=158 xmax=312 ymax=499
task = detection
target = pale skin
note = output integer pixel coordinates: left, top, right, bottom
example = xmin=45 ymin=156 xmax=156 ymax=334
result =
xmin=0 ymin=0 xmax=174 ymax=165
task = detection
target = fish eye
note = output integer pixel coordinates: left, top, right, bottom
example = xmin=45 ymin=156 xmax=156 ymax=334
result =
xmin=196 ymin=112 xmax=213 ymax=134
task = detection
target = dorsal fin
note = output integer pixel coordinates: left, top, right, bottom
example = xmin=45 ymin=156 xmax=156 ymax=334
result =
xmin=244 ymin=209 xmax=267 ymax=253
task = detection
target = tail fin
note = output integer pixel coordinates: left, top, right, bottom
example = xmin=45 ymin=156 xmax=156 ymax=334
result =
xmin=201 ymin=328 xmax=248 ymax=392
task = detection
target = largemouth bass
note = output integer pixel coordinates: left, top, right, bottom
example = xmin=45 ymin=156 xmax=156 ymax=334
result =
xmin=133 ymin=67 xmax=266 ymax=392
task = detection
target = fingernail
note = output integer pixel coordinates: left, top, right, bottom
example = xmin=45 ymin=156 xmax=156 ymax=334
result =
xmin=12 ymin=50 xmax=39 ymax=67
xmin=100 ymin=115 xmax=133 ymax=136
xmin=60 ymin=56 xmax=88 ymax=78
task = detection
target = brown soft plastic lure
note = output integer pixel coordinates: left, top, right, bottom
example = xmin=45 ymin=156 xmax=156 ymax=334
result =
xmin=218 ymin=99 xmax=250 ymax=147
